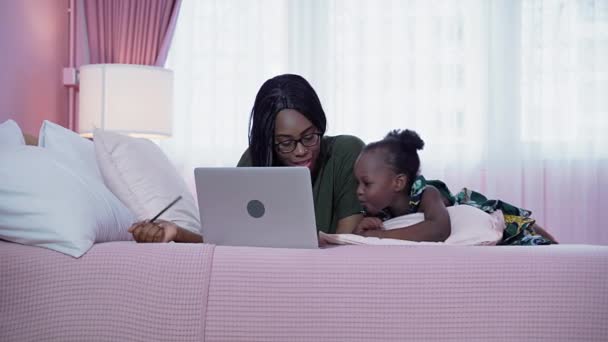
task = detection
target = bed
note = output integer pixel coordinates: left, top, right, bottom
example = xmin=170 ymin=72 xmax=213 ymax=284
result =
xmin=2 ymin=240 xmax=607 ymax=341
xmin=2 ymin=124 xmax=607 ymax=341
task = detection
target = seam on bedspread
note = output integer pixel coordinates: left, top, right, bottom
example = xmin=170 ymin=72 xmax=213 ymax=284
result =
xmin=200 ymin=243 xmax=216 ymax=342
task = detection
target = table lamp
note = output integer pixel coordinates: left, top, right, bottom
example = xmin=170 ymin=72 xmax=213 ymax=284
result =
xmin=78 ymin=64 xmax=173 ymax=138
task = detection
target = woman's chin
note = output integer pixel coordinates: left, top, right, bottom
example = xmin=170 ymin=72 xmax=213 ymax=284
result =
xmin=291 ymin=160 xmax=312 ymax=168
xmin=289 ymin=160 xmax=315 ymax=172
xmin=307 ymin=161 xmax=316 ymax=172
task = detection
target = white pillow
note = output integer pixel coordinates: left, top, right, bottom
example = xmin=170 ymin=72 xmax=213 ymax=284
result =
xmin=93 ymin=129 xmax=201 ymax=235
xmin=383 ymin=205 xmax=505 ymax=245
xmin=0 ymin=119 xmax=25 ymax=146
xmin=319 ymin=205 xmax=504 ymax=246
xmin=38 ymin=120 xmax=103 ymax=181
xmin=0 ymin=146 xmax=135 ymax=257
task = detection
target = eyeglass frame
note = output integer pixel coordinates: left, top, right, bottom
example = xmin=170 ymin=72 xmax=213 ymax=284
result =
xmin=273 ymin=132 xmax=323 ymax=154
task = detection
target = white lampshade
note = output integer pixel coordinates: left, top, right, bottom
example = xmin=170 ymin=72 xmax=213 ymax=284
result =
xmin=78 ymin=64 xmax=173 ymax=138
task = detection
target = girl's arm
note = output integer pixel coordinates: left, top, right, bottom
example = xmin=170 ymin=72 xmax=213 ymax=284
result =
xmin=364 ymin=186 xmax=451 ymax=242
xmin=335 ymin=213 xmax=364 ymax=234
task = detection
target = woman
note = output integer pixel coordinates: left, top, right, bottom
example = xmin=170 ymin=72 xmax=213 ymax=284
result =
xmin=130 ymin=74 xmax=364 ymax=242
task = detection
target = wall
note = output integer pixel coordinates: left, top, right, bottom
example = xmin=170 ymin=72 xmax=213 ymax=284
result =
xmin=0 ymin=0 xmax=69 ymax=135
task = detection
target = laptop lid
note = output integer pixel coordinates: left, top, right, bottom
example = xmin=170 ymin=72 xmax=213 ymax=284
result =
xmin=194 ymin=167 xmax=318 ymax=249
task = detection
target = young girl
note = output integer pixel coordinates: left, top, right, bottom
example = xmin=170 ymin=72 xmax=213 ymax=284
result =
xmin=353 ymin=129 xmax=556 ymax=245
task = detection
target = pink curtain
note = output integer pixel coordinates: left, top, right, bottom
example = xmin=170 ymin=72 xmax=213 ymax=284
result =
xmin=83 ymin=0 xmax=182 ymax=66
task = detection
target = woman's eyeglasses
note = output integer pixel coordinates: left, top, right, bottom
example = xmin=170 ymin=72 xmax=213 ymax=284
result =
xmin=274 ymin=133 xmax=322 ymax=154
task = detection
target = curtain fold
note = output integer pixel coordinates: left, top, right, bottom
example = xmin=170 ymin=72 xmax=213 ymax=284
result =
xmin=83 ymin=0 xmax=182 ymax=65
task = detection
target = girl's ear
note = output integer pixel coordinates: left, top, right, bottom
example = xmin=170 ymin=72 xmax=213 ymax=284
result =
xmin=394 ymin=174 xmax=408 ymax=192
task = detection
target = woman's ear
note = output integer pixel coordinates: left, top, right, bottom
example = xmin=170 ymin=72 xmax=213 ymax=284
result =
xmin=393 ymin=174 xmax=408 ymax=192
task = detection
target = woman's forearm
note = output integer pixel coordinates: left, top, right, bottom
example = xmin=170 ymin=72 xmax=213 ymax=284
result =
xmin=175 ymin=227 xmax=204 ymax=243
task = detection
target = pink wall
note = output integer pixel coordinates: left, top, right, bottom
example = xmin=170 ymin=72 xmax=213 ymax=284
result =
xmin=0 ymin=0 xmax=69 ymax=135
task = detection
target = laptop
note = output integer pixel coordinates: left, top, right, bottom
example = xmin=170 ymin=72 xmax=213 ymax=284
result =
xmin=193 ymin=167 xmax=319 ymax=249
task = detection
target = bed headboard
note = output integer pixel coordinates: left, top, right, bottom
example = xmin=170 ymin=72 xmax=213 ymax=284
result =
xmin=24 ymin=134 xmax=38 ymax=146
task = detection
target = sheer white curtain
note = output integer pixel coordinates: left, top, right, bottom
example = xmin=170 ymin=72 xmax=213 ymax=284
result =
xmin=163 ymin=0 xmax=608 ymax=244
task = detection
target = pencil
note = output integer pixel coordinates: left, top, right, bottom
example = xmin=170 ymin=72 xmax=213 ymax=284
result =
xmin=149 ymin=195 xmax=182 ymax=223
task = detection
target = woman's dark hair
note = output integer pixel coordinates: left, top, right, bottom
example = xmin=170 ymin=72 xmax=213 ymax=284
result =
xmin=364 ymin=129 xmax=425 ymax=190
xmin=248 ymin=74 xmax=327 ymax=166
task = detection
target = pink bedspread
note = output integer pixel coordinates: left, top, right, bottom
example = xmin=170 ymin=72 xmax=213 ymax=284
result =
xmin=206 ymin=244 xmax=608 ymax=342
xmin=1 ymin=241 xmax=214 ymax=342
xmin=2 ymin=241 xmax=608 ymax=341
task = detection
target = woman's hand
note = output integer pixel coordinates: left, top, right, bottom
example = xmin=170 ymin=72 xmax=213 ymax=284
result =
xmin=353 ymin=217 xmax=384 ymax=236
xmin=128 ymin=219 xmax=179 ymax=243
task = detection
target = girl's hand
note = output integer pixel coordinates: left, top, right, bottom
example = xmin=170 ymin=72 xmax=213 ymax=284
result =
xmin=128 ymin=219 xmax=179 ymax=243
xmin=353 ymin=217 xmax=384 ymax=236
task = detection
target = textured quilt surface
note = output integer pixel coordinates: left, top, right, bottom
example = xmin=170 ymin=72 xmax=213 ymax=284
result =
xmin=2 ymin=241 xmax=608 ymax=341
xmin=205 ymin=244 xmax=608 ymax=342
xmin=1 ymin=241 xmax=214 ymax=342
